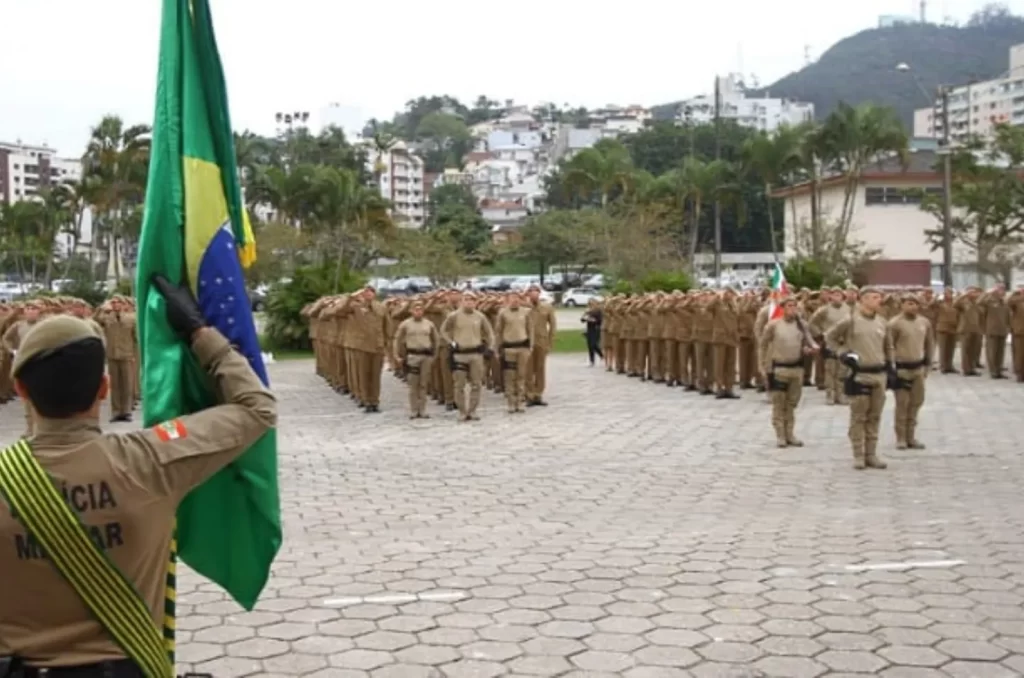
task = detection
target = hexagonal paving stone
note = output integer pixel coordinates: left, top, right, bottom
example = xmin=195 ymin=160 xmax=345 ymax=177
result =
xmin=816 ymin=649 xmax=890 ymax=673
xmin=329 ymin=649 xmax=394 ymax=671
xmin=460 ymin=641 xmax=523 ymax=662
xmin=632 ymin=645 xmax=701 ymax=668
xmin=571 ymin=650 xmax=635 ymax=672
xmin=355 ymin=631 xmax=417 ymax=652
xmin=935 ymin=639 xmax=1009 ymax=661
xmin=752 ymin=656 xmax=828 ymax=678
xmin=696 ymin=641 xmax=763 ymax=663
xmin=226 ymin=637 xmax=290 ymax=659
xmin=878 ymin=645 xmax=950 ymax=667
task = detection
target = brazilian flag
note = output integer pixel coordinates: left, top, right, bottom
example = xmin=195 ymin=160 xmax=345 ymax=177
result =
xmin=134 ymin=0 xmax=280 ymax=644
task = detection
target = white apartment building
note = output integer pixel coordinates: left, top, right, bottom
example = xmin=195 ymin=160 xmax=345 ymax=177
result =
xmin=675 ymin=74 xmax=815 ymax=132
xmin=364 ymin=141 xmax=425 ymax=227
xmin=913 ymin=44 xmax=1024 ymax=142
xmin=0 ymin=141 xmax=81 ymax=204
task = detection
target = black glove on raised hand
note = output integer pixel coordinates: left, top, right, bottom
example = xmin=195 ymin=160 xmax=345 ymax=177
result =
xmin=151 ymin=274 xmax=206 ymax=340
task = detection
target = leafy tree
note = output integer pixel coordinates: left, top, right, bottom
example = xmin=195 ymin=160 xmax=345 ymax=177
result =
xmin=515 ymin=210 xmax=604 ymax=283
xmin=264 ymin=263 xmax=365 ymax=351
xmin=415 ymin=112 xmax=472 ymax=171
xmin=922 ymin=123 xmax=1024 ymax=284
xmin=425 ymin=184 xmax=490 ymax=256
xmin=393 ymin=230 xmax=474 ymax=287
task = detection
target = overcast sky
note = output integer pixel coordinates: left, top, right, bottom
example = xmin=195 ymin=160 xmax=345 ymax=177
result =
xmin=1 ymin=0 xmax=1019 ymax=157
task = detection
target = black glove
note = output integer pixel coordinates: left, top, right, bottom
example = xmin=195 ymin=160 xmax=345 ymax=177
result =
xmin=151 ymin=274 xmax=206 ymax=340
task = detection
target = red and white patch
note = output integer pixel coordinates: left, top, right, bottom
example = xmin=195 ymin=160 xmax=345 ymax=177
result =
xmin=152 ymin=419 xmax=188 ymax=442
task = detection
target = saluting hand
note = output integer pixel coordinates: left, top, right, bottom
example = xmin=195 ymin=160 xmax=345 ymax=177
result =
xmin=151 ymin=274 xmax=206 ymax=341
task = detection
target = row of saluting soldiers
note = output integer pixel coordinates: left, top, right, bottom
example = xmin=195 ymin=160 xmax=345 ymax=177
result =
xmin=0 ymin=296 xmax=141 ymax=437
xmin=594 ymin=283 xmax=1024 ymax=469
xmin=303 ymin=286 xmax=558 ymax=421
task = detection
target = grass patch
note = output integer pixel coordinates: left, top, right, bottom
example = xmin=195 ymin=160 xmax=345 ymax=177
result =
xmin=552 ymin=329 xmax=588 ymax=354
xmin=269 ymin=349 xmax=313 ymax=361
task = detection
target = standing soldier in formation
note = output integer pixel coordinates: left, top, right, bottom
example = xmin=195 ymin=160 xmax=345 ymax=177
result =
xmin=357 ymin=286 xmax=389 ymax=413
xmin=441 ymin=293 xmax=495 ymax=422
xmin=760 ymin=297 xmax=815 ymax=447
xmin=526 ymin=286 xmax=557 ymax=406
xmin=3 ymin=300 xmax=41 ymax=437
xmin=95 ymin=296 xmax=137 ymax=423
xmin=979 ymin=284 xmax=1010 ymax=378
xmin=827 ymin=287 xmax=892 ymax=470
xmin=647 ymin=292 xmax=666 ymax=383
xmin=956 ymin=286 xmax=983 ymax=376
xmin=495 ymin=292 xmax=534 ymax=412
xmin=692 ymin=291 xmax=714 ymax=395
xmin=675 ymin=292 xmax=696 ymax=391
xmin=1010 ymin=288 xmax=1024 ymax=382
xmin=393 ymin=299 xmax=439 ymax=419
xmin=737 ymin=291 xmax=758 ymax=389
xmin=888 ymin=294 xmax=934 ymax=450
xmin=661 ymin=292 xmax=681 ymax=386
xmin=426 ymin=291 xmax=457 ymax=411
xmin=802 ymin=290 xmax=825 ymax=389
xmin=710 ymin=288 xmax=740 ymax=399
xmin=810 ymin=288 xmax=850 ymax=406
xmin=934 ymin=287 xmax=960 ymax=373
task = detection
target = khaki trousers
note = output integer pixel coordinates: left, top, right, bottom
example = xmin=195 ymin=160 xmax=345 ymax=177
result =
xmin=693 ymin=341 xmax=712 ymax=390
xmin=663 ymin=339 xmax=678 ymax=382
xmin=405 ymin=355 xmax=432 ymax=416
xmin=960 ymin=332 xmax=982 ymax=373
xmin=1013 ymin=334 xmax=1024 ymax=381
xmin=985 ymin=334 xmax=1007 ymax=377
xmin=453 ymin=354 xmax=485 ymax=416
xmin=937 ymin=332 xmax=957 ymax=372
xmin=713 ymin=343 xmax=737 ymax=392
xmin=361 ymin=352 xmax=384 ymax=406
xmin=503 ymin=347 xmax=530 ymax=410
xmin=614 ymin=338 xmax=627 ymax=373
xmin=849 ymin=382 xmax=886 ymax=462
xmin=769 ymin=367 xmax=803 ymax=443
xmin=738 ymin=338 xmax=756 ymax=386
xmin=527 ymin=346 xmax=549 ymax=399
xmin=676 ymin=341 xmax=693 ymax=387
xmin=109 ymin=359 xmax=134 ymax=417
xmin=893 ymin=369 xmax=926 ymax=445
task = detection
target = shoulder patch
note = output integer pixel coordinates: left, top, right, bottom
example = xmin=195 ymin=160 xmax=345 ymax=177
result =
xmin=152 ymin=419 xmax=188 ymax=442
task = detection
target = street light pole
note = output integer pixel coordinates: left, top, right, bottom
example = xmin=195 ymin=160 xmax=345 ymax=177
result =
xmin=713 ymin=76 xmax=722 ymax=283
xmin=939 ymin=87 xmax=954 ymax=288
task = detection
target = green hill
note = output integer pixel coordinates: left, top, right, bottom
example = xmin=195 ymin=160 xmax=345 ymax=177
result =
xmin=652 ymin=10 xmax=1024 ymax=129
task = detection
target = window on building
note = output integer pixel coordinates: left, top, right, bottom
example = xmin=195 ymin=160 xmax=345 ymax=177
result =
xmin=865 ymin=186 xmax=942 ymax=205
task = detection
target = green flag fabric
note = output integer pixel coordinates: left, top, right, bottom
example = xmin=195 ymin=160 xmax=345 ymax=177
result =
xmin=135 ymin=0 xmax=280 ymax=613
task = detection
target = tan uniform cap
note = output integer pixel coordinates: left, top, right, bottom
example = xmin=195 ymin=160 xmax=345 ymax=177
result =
xmin=12 ymin=315 xmax=103 ymax=377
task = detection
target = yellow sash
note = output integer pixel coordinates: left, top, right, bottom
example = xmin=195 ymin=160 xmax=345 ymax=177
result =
xmin=0 ymin=439 xmax=172 ymax=678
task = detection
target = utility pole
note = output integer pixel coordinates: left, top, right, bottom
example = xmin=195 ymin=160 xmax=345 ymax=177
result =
xmin=939 ymin=86 xmax=954 ymax=288
xmin=713 ymin=76 xmax=723 ymax=283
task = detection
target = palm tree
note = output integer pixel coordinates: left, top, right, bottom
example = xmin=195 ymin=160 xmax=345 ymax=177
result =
xmin=742 ymin=126 xmax=802 ymax=259
xmin=816 ymin=103 xmax=909 ymax=268
xmin=368 ymin=120 xmax=397 ymax=188
xmin=562 ymin=140 xmax=635 ymax=260
xmin=660 ymin=157 xmax=733 ymax=271
xmin=82 ymin=115 xmax=151 ymax=284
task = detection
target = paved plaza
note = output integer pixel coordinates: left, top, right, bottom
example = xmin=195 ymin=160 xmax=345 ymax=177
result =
xmin=7 ymin=356 xmax=1024 ymax=677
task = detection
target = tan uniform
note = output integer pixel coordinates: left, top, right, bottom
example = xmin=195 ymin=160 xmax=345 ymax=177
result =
xmin=827 ymin=310 xmax=893 ymax=469
xmin=979 ymin=293 xmax=1010 ymax=378
xmin=426 ymin=300 xmax=454 ymax=407
xmin=1009 ymin=293 xmax=1024 ymax=382
xmin=710 ymin=295 xmax=740 ymax=396
xmin=802 ymin=296 xmax=824 ymax=387
xmin=736 ymin=298 xmax=758 ymax=389
xmin=692 ymin=301 xmax=714 ymax=393
xmin=753 ymin=302 xmax=771 ymax=392
xmin=933 ymin=298 xmax=959 ymax=373
xmin=955 ymin=294 xmax=983 ymax=374
xmin=674 ymin=298 xmax=695 ymax=389
xmin=759 ymin=316 xmax=807 ymax=446
xmin=96 ymin=311 xmax=137 ymax=419
xmin=3 ymin=319 xmax=38 ymax=436
xmin=393 ymin=316 xmax=439 ymax=417
xmin=358 ymin=299 xmax=388 ymax=409
xmin=526 ymin=301 xmax=557 ymax=403
xmin=647 ymin=299 xmax=666 ymax=382
xmin=440 ymin=308 xmax=495 ymax=419
xmin=888 ymin=311 xmax=933 ymax=449
xmin=810 ymin=302 xmax=850 ymax=405
xmin=0 ymin=328 xmax=276 ymax=667
xmin=494 ymin=306 xmax=534 ymax=412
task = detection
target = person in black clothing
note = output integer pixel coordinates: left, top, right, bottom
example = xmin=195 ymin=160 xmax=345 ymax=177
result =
xmin=581 ymin=299 xmax=604 ymax=366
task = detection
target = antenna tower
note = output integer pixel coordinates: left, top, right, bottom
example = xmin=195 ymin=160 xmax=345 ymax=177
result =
xmin=920 ymin=0 xmax=926 ymax=22
xmin=803 ymin=45 xmax=811 ymax=66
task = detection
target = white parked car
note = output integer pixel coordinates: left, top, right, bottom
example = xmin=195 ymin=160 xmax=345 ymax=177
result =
xmin=562 ymin=288 xmax=602 ymax=307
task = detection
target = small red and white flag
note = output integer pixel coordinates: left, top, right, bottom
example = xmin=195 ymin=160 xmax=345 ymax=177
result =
xmin=152 ymin=418 xmax=188 ymax=442
xmin=767 ymin=263 xmax=789 ymax=320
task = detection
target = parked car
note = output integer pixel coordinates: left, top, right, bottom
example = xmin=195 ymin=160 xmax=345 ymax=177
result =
xmin=562 ymin=288 xmax=602 ymax=307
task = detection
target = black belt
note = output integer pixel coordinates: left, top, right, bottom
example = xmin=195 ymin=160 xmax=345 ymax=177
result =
xmin=13 ymin=660 xmax=152 ymax=678
xmin=453 ymin=346 xmax=484 ymax=354
xmin=405 ymin=348 xmax=433 ymax=356
xmin=858 ymin=364 xmax=887 ymax=374
xmin=772 ymin=359 xmax=804 ymax=368
xmin=501 ymin=340 xmax=529 ymax=349
xmin=895 ymin=359 xmax=927 ymax=370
